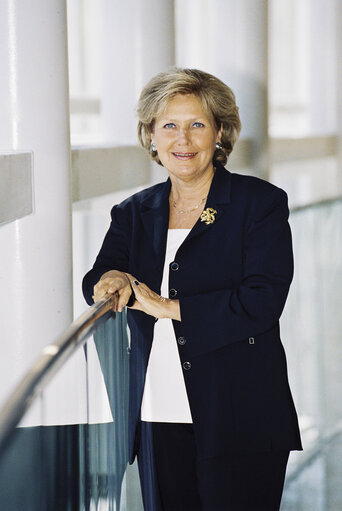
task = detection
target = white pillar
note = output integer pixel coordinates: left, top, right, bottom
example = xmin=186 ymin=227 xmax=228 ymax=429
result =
xmin=307 ymin=0 xmax=336 ymax=134
xmin=100 ymin=0 xmax=175 ymax=144
xmin=336 ymin=0 xmax=342 ymax=190
xmin=0 ymin=1 xmax=72 ymax=403
xmin=176 ymin=0 xmax=269 ymax=178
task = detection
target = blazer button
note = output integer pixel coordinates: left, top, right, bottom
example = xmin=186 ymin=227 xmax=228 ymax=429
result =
xmin=183 ymin=361 xmax=191 ymax=370
xmin=178 ymin=336 xmax=186 ymax=345
xmin=249 ymin=337 xmax=255 ymax=344
xmin=169 ymin=288 xmax=177 ymax=297
xmin=170 ymin=261 xmax=179 ymax=271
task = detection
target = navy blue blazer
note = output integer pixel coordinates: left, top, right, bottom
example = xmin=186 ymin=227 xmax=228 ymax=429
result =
xmin=83 ymin=162 xmax=302 ymax=463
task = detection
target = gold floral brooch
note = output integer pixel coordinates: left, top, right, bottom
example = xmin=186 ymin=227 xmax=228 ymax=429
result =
xmin=200 ymin=207 xmax=217 ymax=225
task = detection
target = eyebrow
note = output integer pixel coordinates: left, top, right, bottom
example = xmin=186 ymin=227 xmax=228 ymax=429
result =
xmin=157 ymin=117 xmax=207 ymax=123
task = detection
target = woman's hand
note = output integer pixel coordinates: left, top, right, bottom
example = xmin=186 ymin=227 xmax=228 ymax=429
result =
xmin=93 ymin=270 xmax=132 ymax=312
xmin=125 ymin=273 xmax=181 ymax=321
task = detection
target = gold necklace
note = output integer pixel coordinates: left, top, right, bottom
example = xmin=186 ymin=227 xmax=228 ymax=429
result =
xmin=171 ymin=193 xmax=207 ymax=214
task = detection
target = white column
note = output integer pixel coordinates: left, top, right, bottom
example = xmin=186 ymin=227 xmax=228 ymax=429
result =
xmin=307 ymin=0 xmax=336 ymax=134
xmin=336 ymin=0 xmax=342 ymax=190
xmin=100 ymin=0 xmax=175 ymax=144
xmin=0 ymin=1 xmax=72 ymax=403
xmin=176 ymin=0 xmax=269 ymax=178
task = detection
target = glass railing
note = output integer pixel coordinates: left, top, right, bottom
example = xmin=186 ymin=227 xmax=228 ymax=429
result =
xmin=280 ymin=197 xmax=342 ymax=510
xmin=0 ymin=295 xmax=143 ymax=511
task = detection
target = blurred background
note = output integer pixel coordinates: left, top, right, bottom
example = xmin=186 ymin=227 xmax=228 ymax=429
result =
xmin=0 ymin=1 xmax=341 ymax=509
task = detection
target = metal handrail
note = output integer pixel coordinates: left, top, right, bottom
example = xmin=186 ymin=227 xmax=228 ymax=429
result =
xmin=0 ymin=294 xmax=117 ymax=454
xmin=290 ymin=194 xmax=342 ymax=213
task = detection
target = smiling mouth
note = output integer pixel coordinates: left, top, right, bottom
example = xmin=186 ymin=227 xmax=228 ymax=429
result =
xmin=172 ymin=152 xmax=197 ymax=159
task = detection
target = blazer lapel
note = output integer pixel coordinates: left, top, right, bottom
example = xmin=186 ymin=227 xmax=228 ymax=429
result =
xmin=185 ymin=162 xmax=232 ymax=244
xmin=140 ymin=178 xmax=171 ymax=272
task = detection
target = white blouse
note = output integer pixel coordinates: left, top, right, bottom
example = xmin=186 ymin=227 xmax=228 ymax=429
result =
xmin=140 ymin=229 xmax=193 ymax=423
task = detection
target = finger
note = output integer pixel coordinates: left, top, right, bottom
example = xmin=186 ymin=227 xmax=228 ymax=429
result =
xmin=94 ymin=280 xmax=105 ymax=294
xmin=93 ymin=286 xmax=107 ymax=302
xmin=94 ymin=281 xmax=110 ymax=298
xmin=95 ymin=282 xmax=116 ymax=300
xmin=130 ymin=281 xmax=147 ymax=302
xmin=132 ymin=281 xmax=154 ymax=298
xmin=117 ymin=286 xmax=132 ymax=312
xmin=124 ymin=272 xmax=135 ymax=281
xmin=131 ymin=279 xmax=146 ymax=293
xmin=129 ymin=300 xmax=143 ymax=312
xmin=107 ymin=275 xmax=130 ymax=293
xmin=131 ymin=282 xmax=157 ymax=309
xmin=107 ymin=284 xmax=126 ymax=294
xmin=106 ymin=281 xmax=125 ymax=294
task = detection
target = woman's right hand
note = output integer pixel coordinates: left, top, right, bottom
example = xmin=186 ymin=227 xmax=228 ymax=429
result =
xmin=93 ymin=270 xmax=132 ymax=312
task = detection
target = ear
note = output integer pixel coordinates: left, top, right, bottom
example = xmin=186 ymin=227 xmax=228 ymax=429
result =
xmin=217 ymin=123 xmax=223 ymax=143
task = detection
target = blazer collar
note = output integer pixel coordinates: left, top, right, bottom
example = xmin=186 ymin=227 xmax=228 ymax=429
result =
xmin=139 ymin=162 xmax=232 ymax=269
xmin=203 ymin=161 xmax=232 ymax=205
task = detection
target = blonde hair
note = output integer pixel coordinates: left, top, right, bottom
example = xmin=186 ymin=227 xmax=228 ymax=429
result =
xmin=137 ymin=67 xmax=241 ymax=166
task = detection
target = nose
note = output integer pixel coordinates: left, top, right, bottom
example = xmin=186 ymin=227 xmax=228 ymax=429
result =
xmin=177 ymin=127 xmax=191 ymax=145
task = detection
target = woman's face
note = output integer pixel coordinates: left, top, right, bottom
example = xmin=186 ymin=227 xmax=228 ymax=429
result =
xmin=152 ymin=94 xmax=221 ymax=183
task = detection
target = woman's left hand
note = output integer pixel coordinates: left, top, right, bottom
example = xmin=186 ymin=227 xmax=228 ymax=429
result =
xmin=124 ymin=273 xmax=181 ymax=321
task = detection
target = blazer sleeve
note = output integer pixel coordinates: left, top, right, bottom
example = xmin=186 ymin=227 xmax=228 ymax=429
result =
xmin=82 ymin=204 xmax=130 ymax=305
xmin=179 ymin=187 xmax=294 ymax=358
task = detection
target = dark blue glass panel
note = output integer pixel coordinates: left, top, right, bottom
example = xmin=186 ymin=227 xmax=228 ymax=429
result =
xmin=0 ymin=425 xmax=79 ymax=511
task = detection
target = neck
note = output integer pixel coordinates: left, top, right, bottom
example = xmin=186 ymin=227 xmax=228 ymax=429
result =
xmin=169 ymin=165 xmax=215 ymax=203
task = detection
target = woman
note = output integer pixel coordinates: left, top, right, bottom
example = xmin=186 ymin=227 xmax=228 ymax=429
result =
xmin=83 ymin=68 xmax=302 ymax=511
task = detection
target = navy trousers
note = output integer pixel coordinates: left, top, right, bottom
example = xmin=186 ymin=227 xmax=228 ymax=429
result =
xmin=137 ymin=422 xmax=289 ymax=511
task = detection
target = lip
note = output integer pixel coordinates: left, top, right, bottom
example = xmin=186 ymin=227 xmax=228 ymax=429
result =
xmin=172 ymin=152 xmax=197 ymax=160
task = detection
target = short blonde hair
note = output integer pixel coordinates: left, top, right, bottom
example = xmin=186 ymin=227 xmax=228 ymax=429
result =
xmin=137 ymin=68 xmax=241 ymax=166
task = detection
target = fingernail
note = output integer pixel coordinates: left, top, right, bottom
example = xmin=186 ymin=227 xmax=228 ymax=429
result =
xmin=133 ymin=280 xmax=140 ymax=286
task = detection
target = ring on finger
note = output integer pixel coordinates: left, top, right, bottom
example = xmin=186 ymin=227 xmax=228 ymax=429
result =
xmin=133 ymin=280 xmax=140 ymax=286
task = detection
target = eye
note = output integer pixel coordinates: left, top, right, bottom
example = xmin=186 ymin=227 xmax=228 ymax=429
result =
xmin=163 ymin=122 xmax=176 ymax=129
xmin=192 ymin=122 xmax=205 ymax=128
